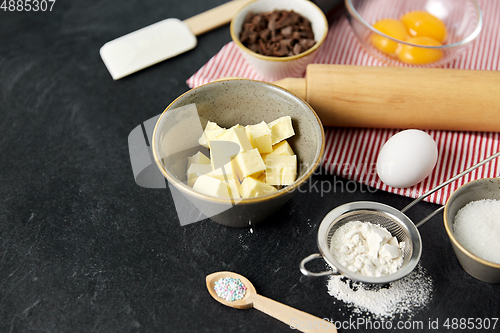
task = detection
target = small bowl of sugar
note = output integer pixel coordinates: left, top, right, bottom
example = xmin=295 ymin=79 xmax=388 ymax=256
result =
xmin=444 ymin=178 xmax=500 ymax=283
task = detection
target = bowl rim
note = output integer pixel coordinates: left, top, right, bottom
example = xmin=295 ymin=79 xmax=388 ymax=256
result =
xmin=443 ymin=177 xmax=500 ymax=269
xmin=345 ymin=0 xmax=483 ymax=49
xmin=151 ymin=79 xmax=326 ymax=205
xmin=229 ymin=0 xmax=329 ymax=62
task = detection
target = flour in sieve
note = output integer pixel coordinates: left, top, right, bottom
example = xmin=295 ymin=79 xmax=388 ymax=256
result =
xmin=327 ymin=264 xmax=433 ymax=319
xmin=329 ymin=221 xmax=405 ymax=277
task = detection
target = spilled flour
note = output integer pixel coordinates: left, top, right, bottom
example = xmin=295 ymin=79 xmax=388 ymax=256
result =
xmin=327 ymin=264 xmax=433 ymax=319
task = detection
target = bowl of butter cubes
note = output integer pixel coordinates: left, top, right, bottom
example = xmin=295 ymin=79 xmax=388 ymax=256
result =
xmin=152 ymin=79 xmax=325 ymax=227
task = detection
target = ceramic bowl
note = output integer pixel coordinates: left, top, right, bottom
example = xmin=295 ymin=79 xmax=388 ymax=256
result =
xmin=230 ymin=0 xmax=328 ymax=81
xmin=444 ymin=178 xmax=500 ymax=283
xmin=151 ymin=79 xmax=325 ymax=227
xmin=345 ymin=0 xmax=483 ymax=67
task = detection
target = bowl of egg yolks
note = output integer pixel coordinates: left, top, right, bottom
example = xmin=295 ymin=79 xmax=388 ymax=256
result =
xmin=345 ymin=0 xmax=483 ymax=66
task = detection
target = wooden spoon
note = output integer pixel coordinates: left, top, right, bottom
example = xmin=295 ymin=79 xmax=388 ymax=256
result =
xmin=206 ymin=271 xmax=337 ymax=333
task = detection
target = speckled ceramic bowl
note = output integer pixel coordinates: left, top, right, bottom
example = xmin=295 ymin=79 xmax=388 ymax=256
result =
xmin=230 ymin=0 xmax=329 ymax=81
xmin=444 ymin=178 xmax=500 ymax=283
xmin=151 ymin=79 xmax=325 ymax=227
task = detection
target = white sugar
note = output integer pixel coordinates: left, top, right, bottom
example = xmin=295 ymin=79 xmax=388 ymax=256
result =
xmin=453 ymin=199 xmax=500 ymax=264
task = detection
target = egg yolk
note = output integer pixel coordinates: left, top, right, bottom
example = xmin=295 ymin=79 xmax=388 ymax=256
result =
xmin=371 ymin=19 xmax=409 ymax=54
xmin=370 ymin=10 xmax=447 ymax=65
xmin=397 ymin=36 xmax=443 ymax=65
xmin=400 ymin=11 xmax=447 ymax=43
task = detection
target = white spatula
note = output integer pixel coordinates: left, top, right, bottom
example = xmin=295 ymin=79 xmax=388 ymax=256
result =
xmin=100 ymin=0 xmax=254 ymax=80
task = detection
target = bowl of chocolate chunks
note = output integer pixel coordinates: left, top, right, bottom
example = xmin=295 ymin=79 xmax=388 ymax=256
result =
xmin=230 ymin=0 xmax=328 ymax=80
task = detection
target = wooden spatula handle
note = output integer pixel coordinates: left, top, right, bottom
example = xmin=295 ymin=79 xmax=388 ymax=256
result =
xmin=251 ymin=294 xmax=337 ymax=333
xmin=306 ymin=65 xmax=500 ymax=131
xmin=183 ymin=0 xmax=254 ymax=36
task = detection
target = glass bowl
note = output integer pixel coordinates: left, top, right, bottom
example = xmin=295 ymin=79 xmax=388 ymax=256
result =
xmin=345 ymin=0 xmax=483 ymax=67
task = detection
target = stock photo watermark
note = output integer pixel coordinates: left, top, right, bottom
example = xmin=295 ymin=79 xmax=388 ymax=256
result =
xmin=296 ymin=162 xmax=378 ymax=197
xmin=290 ymin=317 xmax=499 ymax=331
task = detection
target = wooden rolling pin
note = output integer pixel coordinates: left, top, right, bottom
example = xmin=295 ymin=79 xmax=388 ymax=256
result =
xmin=272 ymin=65 xmax=500 ymax=131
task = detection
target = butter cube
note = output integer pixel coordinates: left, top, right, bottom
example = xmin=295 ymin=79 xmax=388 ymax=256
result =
xmin=235 ymin=148 xmax=266 ymax=178
xmin=261 ymin=140 xmax=295 ymax=164
xmin=186 ymin=163 xmax=213 ymax=187
xmin=207 ymin=161 xmax=239 ymax=182
xmin=215 ymin=126 xmax=253 ymax=153
xmin=187 ymin=151 xmax=211 ymax=166
xmin=209 ymin=140 xmax=241 ymax=173
xmin=268 ymin=140 xmax=295 ymax=156
xmin=245 ymin=121 xmax=273 ymax=154
xmin=265 ymin=154 xmax=297 ymax=186
xmin=268 ymin=116 xmax=295 ymax=145
xmin=257 ymin=172 xmax=266 ymax=183
xmin=225 ymin=179 xmax=241 ymax=199
xmin=192 ymin=174 xmax=231 ymax=198
xmin=199 ymin=121 xmax=225 ymax=148
xmin=239 ymin=177 xmax=278 ymax=198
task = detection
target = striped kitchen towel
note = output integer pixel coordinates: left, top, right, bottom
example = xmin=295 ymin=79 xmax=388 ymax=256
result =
xmin=187 ymin=0 xmax=500 ymax=205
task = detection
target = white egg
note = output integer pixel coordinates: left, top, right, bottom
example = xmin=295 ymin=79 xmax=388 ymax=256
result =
xmin=376 ymin=129 xmax=438 ymax=188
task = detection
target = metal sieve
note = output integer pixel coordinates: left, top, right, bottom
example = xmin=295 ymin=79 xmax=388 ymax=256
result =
xmin=300 ymin=151 xmax=500 ymax=284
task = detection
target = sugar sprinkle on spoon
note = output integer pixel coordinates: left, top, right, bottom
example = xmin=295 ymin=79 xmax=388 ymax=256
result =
xmin=206 ymin=271 xmax=337 ymax=332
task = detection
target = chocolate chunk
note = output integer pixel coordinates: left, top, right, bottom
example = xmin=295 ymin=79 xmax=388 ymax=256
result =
xmin=281 ymin=26 xmax=292 ymax=37
xmin=248 ymin=43 xmax=259 ymax=53
xmin=270 ymin=34 xmax=284 ymax=43
xmin=243 ymin=11 xmax=255 ymax=24
xmin=276 ymin=39 xmax=291 ymax=56
xmin=275 ymin=11 xmax=295 ymax=29
xmin=282 ymin=38 xmax=293 ymax=48
xmin=268 ymin=16 xmax=277 ymax=39
xmin=240 ymin=23 xmax=255 ymax=43
xmin=260 ymin=28 xmax=271 ymax=43
xmin=300 ymin=38 xmax=316 ymax=49
xmin=293 ymin=43 xmax=302 ymax=55
xmin=238 ymin=9 xmax=316 ymax=57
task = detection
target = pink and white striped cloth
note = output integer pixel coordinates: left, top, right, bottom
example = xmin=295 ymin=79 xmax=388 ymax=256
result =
xmin=187 ymin=0 xmax=500 ymax=205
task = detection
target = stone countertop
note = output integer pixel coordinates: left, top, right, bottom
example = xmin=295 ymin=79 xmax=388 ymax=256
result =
xmin=1 ymin=0 xmax=498 ymax=332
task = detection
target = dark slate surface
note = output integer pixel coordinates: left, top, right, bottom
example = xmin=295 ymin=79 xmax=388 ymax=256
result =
xmin=1 ymin=0 xmax=499 ymax=332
